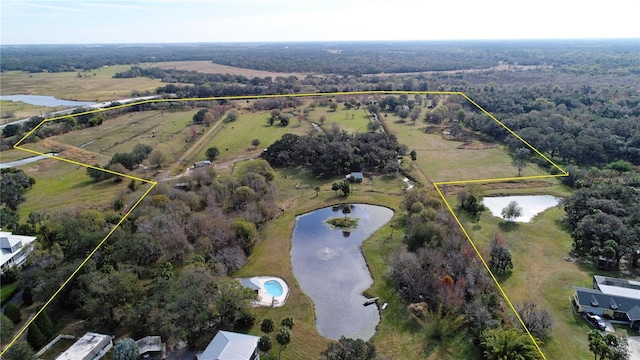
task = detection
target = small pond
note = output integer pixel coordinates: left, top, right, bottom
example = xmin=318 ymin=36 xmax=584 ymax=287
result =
xmin=291 ymin=204 xmax=393 ymax=340
xmin=0 ymin=94 xmax=96 ymax=107
xmin=482 ymin=195 xmax=561 ymax=222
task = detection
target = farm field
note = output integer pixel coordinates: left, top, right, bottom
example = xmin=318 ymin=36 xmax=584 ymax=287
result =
xmin=144 ymin=60 xmax=308 ymax=78
xmin=0 ymin=65 xmax=164 ymax=101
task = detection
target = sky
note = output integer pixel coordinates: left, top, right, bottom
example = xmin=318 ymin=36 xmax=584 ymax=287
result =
xmin=1 ymin=0 xmax=639 ymax=45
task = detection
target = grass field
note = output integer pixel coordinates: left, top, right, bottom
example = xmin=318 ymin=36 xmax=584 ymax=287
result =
xmin=0 ymin=100 xmax=67 ymax=125
xmin=0 ymin=66 xmax=164 ymax=101
xmin=312 ymin=107 xmax=371 ymax=134
xmin=1 ymin=283 xmax=18 ymax=304
xmin=17 ymin=159 xmax=130 ymax=218
xmin=145 ymin=60 xmax=307 ymax=78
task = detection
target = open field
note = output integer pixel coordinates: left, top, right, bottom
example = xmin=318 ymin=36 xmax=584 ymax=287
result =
xmin=144 ymin=60 xmax=308 ymax=78
xmin=0 ymin=100 xmax=67 ymax=125
xmin=48 ymin=110 xmax=197 ymax=164
xmin=312 ymin=106 xmax=371 ymax=134
xmin=17 ymin=159 xmax=129 ymax=218
xmin=0 ymin=66 xmax=164 ymax=101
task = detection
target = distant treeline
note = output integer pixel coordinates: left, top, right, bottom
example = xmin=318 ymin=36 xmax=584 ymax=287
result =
xmin=2 ymin=40 xmax=638 ymax=75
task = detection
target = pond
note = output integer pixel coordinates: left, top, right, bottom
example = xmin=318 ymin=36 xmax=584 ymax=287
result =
xmin=0 ymin=94 xmax=96 ymax=107
xmin=482 ymin=195 xmax=561 ymax=222
xmin=291 ymin=204 xmax=393 ymax=340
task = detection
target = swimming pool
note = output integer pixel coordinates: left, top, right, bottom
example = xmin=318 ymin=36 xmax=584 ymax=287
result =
xmin=264 ymin=280 xmax=284 ymax=297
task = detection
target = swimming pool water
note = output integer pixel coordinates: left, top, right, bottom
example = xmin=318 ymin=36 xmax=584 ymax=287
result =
xmin=264 ymin=280 xmax=283 ymax=297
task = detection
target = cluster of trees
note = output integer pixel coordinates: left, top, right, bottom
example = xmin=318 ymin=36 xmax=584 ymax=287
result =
xmin=563 ymin=183 xmax=640 ymax=269
xmin=257 ymin=316 xmax=294 ymax=359
xmin=460 ymin=84 xmax=640 ymax=168
xmin=588 ymin=330 xmax=629 ymax=360
xmin=388 ymin=189 xmax=552 ymax=357
xmin=86 ymin=143 xmax=160 ymax=182
xmin=0 ymin=169 xmax=36 ymax=231
xmin=20 ymin=159 xmax=278 ymax=347
xmin=261 ymin=131 xmax=406 ymax=177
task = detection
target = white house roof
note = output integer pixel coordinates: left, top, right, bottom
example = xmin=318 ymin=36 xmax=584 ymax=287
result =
xmin=594 ymin=275 xmax=640 ymax=300
xmin=200 ymin=331 xmax=259 ymax=360
xmin=55 ymin=332 xmax=112 ymax=360
xmin=0 ymin=230 xmax=37 ymax=268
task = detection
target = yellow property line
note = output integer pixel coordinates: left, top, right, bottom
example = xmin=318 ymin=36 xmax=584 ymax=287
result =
xmin=3 ymin=91 xmax=565 ymax=359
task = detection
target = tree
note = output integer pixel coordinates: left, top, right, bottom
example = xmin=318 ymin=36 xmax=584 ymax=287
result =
xmin=481 ymin=328 xmax=542 ymax=360
xmin=455 ymin=109 xmax=466 ymax=122
xmin=321 ymin=336 xmax=376 ymax=360
xmin=501 ymin=201 xmax=522 ymax=222
xmin=33 ymin=310 xmax=55 ymax=339
xmin=515 ymin=302 xmax=553 ymax=340
xmin=132 ymin=143 xmax=153 ymax=165
xmin=409 ymin=150 xmax=417 ymax=162
xmin=512 ymin=148 xmax=529 ymax=176
xmin=26 ymin=323 xmax=46 ymax=351
xmin=261 ymin=318 xmax=275 ymax=334
xmin=320 ymin=115 xmax=326 ymax=125
xmin=206 ymin=146 xmax=220 ymax=161
xmin=192 ymin=108 xmax=209 ymax=124
xmin=251 ymin=138 xmax=260 ymax=149
xmin=342 ymin=204 xmax=351 ymax=220
xmin=281 ymin=316 xmax=295 ymax=330
xmin=314 ymin=186 xmax=321 ymax=197
xmin=2 ymin=341 xmax=36 ymax=360
xmin=148 ymin=150 xmax=166 ymax=168
xmin=588 ymin=330 xmax=629 ymax=360
xmin=275 ymin=326 xmax=291 ymax=360
xmin=4 ymin=303 xmax=21 ymax=324
xmin=340 ymin=181 xmax=350 ymax=197
xmin=113 ymin=338 xmax=139 ymax=360
xmin=214 ymin=281 xmax=257 ymax=328
xmin=0 ymin=169 xmax=36 ymax=210
xmin=331 ymin=182 xmax=341 ymax=195
xmin=1 ymin=314 xmax=14 ymax=344
xmin=490 ymin=244 xmax=514 ymax=274
xmin=258 ymin=335 xmax=272 ymax=358
xmin=410 ymin=107 xmax=421 ymax=124
xmin=329 ymin=102 xmax=338 ymax=111
xmin=224 ymin=110 xmax=238 ymax=123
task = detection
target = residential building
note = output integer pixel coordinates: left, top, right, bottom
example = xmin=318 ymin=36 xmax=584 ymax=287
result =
xmin=198 ymin=331 xmax=260 ymax=360
xmin=0 ymin=229 xmax=37 ymax=274
xmin=55 ymin=332 xmax=113 ymax=360
xmin=571 ymin=275 xmax=640 ymax=329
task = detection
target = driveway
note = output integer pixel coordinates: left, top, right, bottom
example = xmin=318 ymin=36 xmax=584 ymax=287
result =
xmin=628 ymin=337 xmax=640 ymax=360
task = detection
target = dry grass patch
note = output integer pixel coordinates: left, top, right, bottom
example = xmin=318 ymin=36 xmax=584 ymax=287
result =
xmin=145 ymin=60 xmax=308 ymax=78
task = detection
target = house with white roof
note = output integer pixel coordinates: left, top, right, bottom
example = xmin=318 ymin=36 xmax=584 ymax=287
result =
xmin=0 ymin=229 xmax=37 ymax=274
xmin=198 ymin=331 xmax=260 ymax=360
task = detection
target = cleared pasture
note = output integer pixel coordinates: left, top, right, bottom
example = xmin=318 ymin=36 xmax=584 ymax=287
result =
xmin=0 ymin=66 xmax=164 ymax=101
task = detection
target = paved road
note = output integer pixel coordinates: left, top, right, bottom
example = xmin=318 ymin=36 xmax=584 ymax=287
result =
xmin=0 ymin=95 xmax=160 ymax=130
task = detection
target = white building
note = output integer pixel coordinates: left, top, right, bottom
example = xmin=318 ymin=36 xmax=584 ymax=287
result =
xmin=0 ymin=229 xmax=36 ymax=274
xmin=198 ymin=331 xmax=260 ymax=360
xmin=55 ymin=332 xmax=113 ymax=360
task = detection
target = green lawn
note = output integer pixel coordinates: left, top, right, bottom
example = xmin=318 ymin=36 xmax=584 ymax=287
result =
xmin=1 ymin=283 xmax=18 ymax=304
xmin=312 ymin=107 xmax=371 ymax=134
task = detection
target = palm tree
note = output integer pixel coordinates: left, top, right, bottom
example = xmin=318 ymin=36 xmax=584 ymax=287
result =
xmin=276 ymin=327 xmax=291 ymax=360
xmin=481 ymin=328 xmax=543 ymax=360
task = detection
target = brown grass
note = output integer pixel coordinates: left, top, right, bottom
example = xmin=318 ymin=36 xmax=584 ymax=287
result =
xmin=144 ymin=61 xmax=309 ymax=78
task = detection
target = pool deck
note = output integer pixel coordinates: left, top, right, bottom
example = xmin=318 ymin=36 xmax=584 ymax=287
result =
xmin=238 ymin=276 xmax=289 ymax=307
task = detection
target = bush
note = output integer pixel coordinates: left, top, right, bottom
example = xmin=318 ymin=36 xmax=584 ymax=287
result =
xmin=4 ymin=303 xmax=21 ymax=324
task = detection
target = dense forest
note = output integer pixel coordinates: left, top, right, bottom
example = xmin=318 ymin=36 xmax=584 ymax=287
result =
xmin=2 ymin=40 xmax=638 ymax=75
